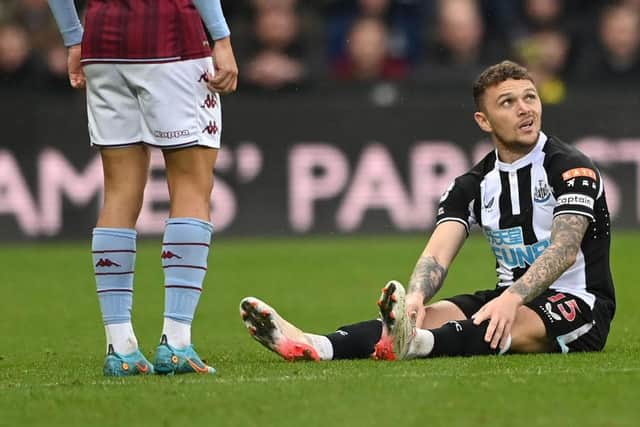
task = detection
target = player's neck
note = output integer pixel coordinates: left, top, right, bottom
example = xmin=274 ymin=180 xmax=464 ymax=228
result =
xmin=494 ymin=140 xmax=537 ymax=164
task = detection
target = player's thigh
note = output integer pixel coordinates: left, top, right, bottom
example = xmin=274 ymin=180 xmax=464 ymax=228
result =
xmin=424 ymin=288 xmax=501 ymax=329
xmin=523 ymin=291 xmax=602 ymax=353
xmin=421 ymin=300 xmax=467 ymax=329
xmin=162 ymin=146 xmax=218 ymax=193
xmin=100 ymin=146 xmax=150 ymax=197
xmin=509 ymin=305 xmax=552 ymax=353
xmin=84 ymin=64 xmax=143 ymax=146
xmin=128 ymin=58 xmax=221 ymax=149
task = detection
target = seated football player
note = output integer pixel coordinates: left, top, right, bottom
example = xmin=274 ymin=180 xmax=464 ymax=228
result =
xmin=240 ymin=60 xmax=615 ymax=361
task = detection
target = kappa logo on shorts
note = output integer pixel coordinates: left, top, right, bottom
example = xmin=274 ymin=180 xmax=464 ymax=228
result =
xmin=153 ymin=129 xmax=190 ymax=139
xmin=201 ymin=94 xmax=217 ymax=109
xmin=202 ymin=120 xmax=219 ymax=135
xmin=198 ymin=72 xmax=209 ymax=83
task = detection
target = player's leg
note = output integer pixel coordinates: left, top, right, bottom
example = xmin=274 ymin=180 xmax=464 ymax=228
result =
xmin=126 ymin=58 xmax=220 ymax=374
xmin=512 ymin=291 xmax=605 ymax=354
xmin=377 ymin=283 xmax=605 ymax=359
xmin=240 ymin=296 xmax=382 ymax=361
xmin=376 ymin=282 xmax=513 ymax=359
xmin=93 ymin=147 xmax=152 ymax=375
xmin=152 ymin=146 xmax=217 ymax=375
xmin=421 ymin=300 xmax=467 ymax=329
xmin=84 ymin=63 xmax=153 ymax=376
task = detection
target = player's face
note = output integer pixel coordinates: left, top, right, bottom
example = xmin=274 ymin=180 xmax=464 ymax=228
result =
xmin=474 ymin=79 xmax=542 ymax=155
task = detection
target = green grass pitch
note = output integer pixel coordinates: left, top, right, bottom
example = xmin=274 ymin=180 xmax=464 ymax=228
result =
xmin=1 ymin=232 xmax=638 ymax=427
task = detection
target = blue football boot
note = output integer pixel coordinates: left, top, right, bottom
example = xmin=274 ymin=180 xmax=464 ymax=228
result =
xmin=103 ymin=345 xmax=155 ymax=376
xmin=153 ymin=335 xmax=216 ymax=375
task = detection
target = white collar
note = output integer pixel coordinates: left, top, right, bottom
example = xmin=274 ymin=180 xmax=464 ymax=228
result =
xmin=495 ymin=131 xmax=547 ymax=172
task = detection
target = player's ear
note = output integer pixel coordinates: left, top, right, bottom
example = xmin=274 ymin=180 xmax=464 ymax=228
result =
xmin=474 ymin=111 xmax=492 ymax=133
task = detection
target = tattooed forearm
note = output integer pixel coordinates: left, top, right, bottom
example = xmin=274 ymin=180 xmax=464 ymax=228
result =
xmin=509 ymin=214 xmax=590 ymax=303
xmin=408 ymin=255 xmax=448 ymax=302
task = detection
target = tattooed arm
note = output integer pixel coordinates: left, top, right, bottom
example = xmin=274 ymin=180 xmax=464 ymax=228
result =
xmin=508 ymin=213 xmax=590 ymax=303
xmin=473 ymin=213 xmax=590 ymax=350
xmin=405 ymin=221 xmax=467 ymax=325
xmin=407 ymin=255 xmax=448 ymax=302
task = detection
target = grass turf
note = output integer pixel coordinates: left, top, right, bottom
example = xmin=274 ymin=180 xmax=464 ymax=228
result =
xmin=0 ymin=232 xmax=638 ymax=427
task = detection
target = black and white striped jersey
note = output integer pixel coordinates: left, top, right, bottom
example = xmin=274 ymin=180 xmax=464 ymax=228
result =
xmin=436 ymin=132 xmax=615 ymax=310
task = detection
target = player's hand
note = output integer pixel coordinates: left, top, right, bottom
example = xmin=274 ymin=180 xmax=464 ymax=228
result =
xmin=67 ymin=44 xmax=85 ymax=89
xmin=405 ymin=291 xmax=426 ymax=328
xmin=472 ymin=290 xmax=523 ymax=351
xmin=208 ymin=37 xmax=238 ymax=95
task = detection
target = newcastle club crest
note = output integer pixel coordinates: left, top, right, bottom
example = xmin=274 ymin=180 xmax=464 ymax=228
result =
xmin=533 ymin=180 xmax=551 ymax=203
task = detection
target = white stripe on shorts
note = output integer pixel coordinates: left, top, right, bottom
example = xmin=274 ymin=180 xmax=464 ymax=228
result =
xmin=555 ymin=321 xmax=595 ymax=353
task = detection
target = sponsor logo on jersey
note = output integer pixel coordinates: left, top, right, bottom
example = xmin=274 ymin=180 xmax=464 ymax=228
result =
xmin=485 ymin=226 xmax=550 ymax=269
xmin=556 ymin=193 xmax=594 ymax=209
xmin=153 ymin=129 xmax=190 ymax=139
xmin=562 ymin=167 xmax=596 ymax=181
xmin=533 ymin=180 xmax=551 ymax=203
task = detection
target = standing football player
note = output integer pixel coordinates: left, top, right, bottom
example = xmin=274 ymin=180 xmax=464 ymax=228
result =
xmin=48 ymin=0 xmax=238 ymax=376
xmin=240 ymin=61 xmax=615 ymax=362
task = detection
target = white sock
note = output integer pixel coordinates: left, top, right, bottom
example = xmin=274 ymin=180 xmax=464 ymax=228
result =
xmin=407 ymin=328 xmax=435 ymax=358
xmin=304 ymin=333 xmax=334 ymax=360
xmin=162 ymin=317 xmax=191 ymax=349
xmin=105 ymin=323 xmax=138 ymax=355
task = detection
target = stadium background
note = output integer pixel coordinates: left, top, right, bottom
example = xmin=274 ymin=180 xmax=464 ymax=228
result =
xmin=1 ymin=0 xmax=640 ymax=239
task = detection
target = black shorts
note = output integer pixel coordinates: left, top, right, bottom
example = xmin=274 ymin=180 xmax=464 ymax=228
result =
xmin=444 ymin=287 xmax=614 ymax=353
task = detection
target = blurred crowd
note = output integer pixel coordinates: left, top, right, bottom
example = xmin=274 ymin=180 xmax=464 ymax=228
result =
xmin=1 ymin=0 xmax=640 ymax=102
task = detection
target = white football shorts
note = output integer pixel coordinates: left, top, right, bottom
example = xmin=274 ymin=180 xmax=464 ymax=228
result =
xmin=83 ymin=57 xmax=221 ymax=149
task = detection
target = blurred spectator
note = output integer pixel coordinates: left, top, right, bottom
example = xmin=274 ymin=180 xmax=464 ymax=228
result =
xmin=418 ymin=0 xmax=504 ymax=84
xmin=434 ymin=0 xmax=485 ymax=65
xmin=43 ymin=43 xmax=73 ymax=90
xmin=326 ymin=0 xmax=423 ymax=69
xmin=332 ymin=16 xmax=406 ymax=81
xmin=1 ymin=0 xmax=639 ymax=92
xmin=13 ymin=0 xmax=58 ymax=51
xmin=242 ymin=4 xmax=308 ymax=91
xmin=0 ymin=23 xmax=40 ymax=88
xmin=251 ymin=0 xmax=297 ymax=11
xmin=576 ymin=3 xmax=640 ymax=83
xmin=521 ymin=0 xmax=564 ymax=30
xmin=516 ymin=29 xmax=570 ymax=104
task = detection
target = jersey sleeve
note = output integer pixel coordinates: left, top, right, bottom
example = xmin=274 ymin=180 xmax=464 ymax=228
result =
xmin=548 ymin=155 xmax=601 ymax=221
xmin=47 ymin=0 xmax=84 ymax=46
xmin=191 ymin=0 xmax=230 ymax=40
xmin=435 ymin=174 xmax=478 ymax=234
